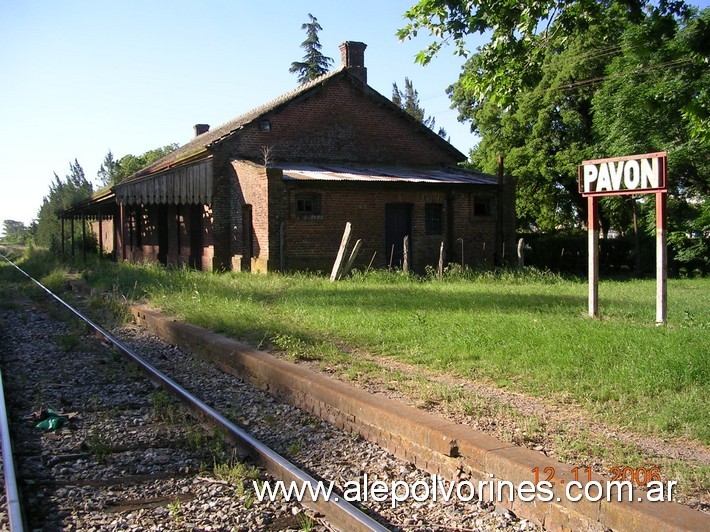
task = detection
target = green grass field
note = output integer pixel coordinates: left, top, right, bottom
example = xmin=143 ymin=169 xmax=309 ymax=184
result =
xmin=2 ymin=249 xmax=708 ymax=445
xmin=68 ymin=259 xmax=709 ymax=445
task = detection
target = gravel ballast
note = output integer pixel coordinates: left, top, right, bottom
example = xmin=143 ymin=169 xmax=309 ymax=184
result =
xmin=0 ymin=295 xmax=534 ymax=531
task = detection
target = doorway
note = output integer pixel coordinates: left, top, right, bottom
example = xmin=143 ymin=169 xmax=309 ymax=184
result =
xmin=385 ymin=203 xmax=412 ymax=269
xmin=242 ymin=204 xmax=253 ymax=271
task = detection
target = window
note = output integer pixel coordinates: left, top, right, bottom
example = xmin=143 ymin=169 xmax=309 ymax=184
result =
xmin=425 ymin=203 xmax=443 ymax=235
xmin=473 ymin=197 xmax=491 ymax=217
xmin=296 ymin=193 xmax=322 ymax=219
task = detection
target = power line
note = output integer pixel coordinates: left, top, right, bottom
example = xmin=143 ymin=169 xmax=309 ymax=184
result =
xmin=552 ymin=58 xmax=695 ymax=93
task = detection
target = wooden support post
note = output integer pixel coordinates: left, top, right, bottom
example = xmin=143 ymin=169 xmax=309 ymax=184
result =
xmin=340 ymin=239 xmax=362 ymax=279
xmin=588 ymin=196 xmax=599 ymax=318
xmin=330 ymin=222 xmax=352 ymax=281
xmin=119 ymin=203 xmax=126 ymax=261
xmin=81 ymin=212 xmax=87 ymax=263
xmin=98 ymin=209 xmax=104 ymax=258
xmin=656 ymin=191 xmax=667 ymax=324
xmin=279 ymin=220 xmax=285 ymax=272
xmin=402 ymin=235 xmax=409 ymax=273
xmin=70 ymin=217 xmax=75 ymax=257
xmin=438 ymin=242 xmax=445 ymax=279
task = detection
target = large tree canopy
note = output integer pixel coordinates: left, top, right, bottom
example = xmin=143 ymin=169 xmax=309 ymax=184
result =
xmin=397 ymin=0 xmax=689 ymax=107
xmin=399 ymin=1 xmax=708 ymax=238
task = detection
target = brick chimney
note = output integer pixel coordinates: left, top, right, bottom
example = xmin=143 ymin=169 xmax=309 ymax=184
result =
xmin=339 ymin=41 xmax=367 ymax=83
xmin=194 ymin=124 xmax=210 ymax=137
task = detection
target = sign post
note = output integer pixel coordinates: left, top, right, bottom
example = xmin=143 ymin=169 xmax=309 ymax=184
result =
xmin=656 ymin=191 xmax=667 ymax=323
xmin=578 ymin=152 xmax=668 ymax=323
xmin=587 ymin=196 xmax=599 ymax=318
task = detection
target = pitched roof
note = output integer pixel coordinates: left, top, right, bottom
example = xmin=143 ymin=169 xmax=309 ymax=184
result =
xmin=117 ymin=64 xmax=466 ymax=186
xmin=118 ymin=67 xmax=348 ymax=185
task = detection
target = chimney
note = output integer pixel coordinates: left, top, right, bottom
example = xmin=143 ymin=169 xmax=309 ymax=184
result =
xmin=339 ymin=41 xmax=367 ymax=83
xmin=194 ymin=124 xmax=210 ymax=137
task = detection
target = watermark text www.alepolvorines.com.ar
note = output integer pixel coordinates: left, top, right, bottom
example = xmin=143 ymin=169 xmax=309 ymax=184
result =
xmin=253 ymin=473 xmax=678 ymax=509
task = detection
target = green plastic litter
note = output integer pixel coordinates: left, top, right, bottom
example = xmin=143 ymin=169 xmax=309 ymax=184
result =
xmin=35 ymin=409 xmax=69 ymax=431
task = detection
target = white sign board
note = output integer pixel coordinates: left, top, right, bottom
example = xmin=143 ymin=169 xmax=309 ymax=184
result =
xmin=579 ymin=152 xmax=666 ymax=196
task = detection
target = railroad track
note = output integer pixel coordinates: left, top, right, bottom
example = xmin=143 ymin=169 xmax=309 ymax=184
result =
xmin=0 ymin=255 xmax=528 ymax=531
xmin=3 ymin=257 xmax=387 ymax=530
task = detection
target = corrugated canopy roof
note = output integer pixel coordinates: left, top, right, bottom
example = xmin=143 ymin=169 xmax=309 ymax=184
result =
xmin=280 ymin=163 xmax=498 ymax=185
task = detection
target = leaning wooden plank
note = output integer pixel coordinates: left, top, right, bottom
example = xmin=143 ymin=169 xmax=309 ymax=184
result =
xmin=403 ymin=235 xmax=410 ymax=273
xmin=330 ymin=222 xmax=352 ymax=281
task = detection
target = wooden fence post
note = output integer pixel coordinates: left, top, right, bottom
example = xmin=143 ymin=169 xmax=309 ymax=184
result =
xmin=330 ymin=222 xmax=352 ymax=281
xmin=402 ymin=235 xmax=410 ymax=273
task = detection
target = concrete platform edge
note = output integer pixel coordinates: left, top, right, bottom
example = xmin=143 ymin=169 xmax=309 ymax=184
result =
xmin=131 ymin=304 xmax=709 ymax=532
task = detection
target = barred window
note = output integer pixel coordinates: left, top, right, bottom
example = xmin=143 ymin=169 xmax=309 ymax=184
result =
xmin=425 ymin=203 xmax=443 ymax=235
xmin=296 ymin=193 xmax=322 ymax=219
xmin=474 ymin=197 xmax=491 ymax=217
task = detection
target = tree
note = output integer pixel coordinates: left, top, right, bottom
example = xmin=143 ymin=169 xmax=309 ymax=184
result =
xmin=397 ymin=0 xmax=689 ymax=108
xmin=97 ymin=150 xmax=121 ymax=188
xmin=1 ymin=220 xmax=28 ymax=243
xmin=592 ymin=9 xmax=710 ymax=268
xmin=34 ymin=160 xmax=93 ymax=251
xmin=592 ymin=9 xmax=710 ymax=201
xmin=290 ymin=13 xmax=334 ymax=85
xmin=392 ymin=78 xmax=450 ymax=139
xmin=400 ymin=1 xmax=706 ymax=236
xmin=99 ymin=144 xmax=179 ymax=187
xmin=120 ymin=144 xmax=178 ymax=179
xmin=392 ymin=77 xmax=436 ymax=129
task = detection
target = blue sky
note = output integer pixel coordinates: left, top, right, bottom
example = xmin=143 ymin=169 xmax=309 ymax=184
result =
xmin=1 ymin=0 xmax=708 ymax=229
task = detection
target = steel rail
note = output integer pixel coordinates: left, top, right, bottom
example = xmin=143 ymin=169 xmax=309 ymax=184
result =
xmin=0 ymin=254 xmax=389 ymax=532
xmin=0 ymin=365 xmax=25 ymax=532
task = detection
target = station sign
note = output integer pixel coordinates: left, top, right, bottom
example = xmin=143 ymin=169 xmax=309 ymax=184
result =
xmin=579 ymin=151 xmax=668 ymax=323
xmin=579 ymin=152 xmax=667 ymax=196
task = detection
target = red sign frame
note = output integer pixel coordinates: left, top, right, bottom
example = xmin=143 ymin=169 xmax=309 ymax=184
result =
xmin=578 ymin=152 xmax=667 ymax=197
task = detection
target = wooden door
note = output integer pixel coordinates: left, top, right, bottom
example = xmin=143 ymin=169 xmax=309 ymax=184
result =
xmin=385 ymin=203 xmax=412 ymax=269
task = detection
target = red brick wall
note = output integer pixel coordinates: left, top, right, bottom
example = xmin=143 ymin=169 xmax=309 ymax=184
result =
xmin=90 ymin=218 xmax=115 ymax=256
xmin=208 ymin=74 xmax=495 ymax=273
xmin=271 ymin=181 xmax=499 ymax=273
xmin=117 ymin=72 xmax=501 ymax=274
xmin=232 ymin=160 xmax=271 ymax=272
xmin=229 ymin=76 xmax=462 ymax=166
xmin=117 ymin=202 xmax=214 ymax=270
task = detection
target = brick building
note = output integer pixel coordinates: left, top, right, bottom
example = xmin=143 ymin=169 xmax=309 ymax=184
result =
xmin=63 ymin=41 xmax=515 ymax=273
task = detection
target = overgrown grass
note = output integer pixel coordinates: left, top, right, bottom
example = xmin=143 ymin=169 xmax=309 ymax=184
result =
xmin=4 ymin=253 xmax=708 ymax=445
xmin=81 ymin=260 xmax=709 ymax=444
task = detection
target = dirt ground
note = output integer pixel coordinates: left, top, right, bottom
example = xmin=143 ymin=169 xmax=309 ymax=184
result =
xmin=296 ymin=347 xmax=710 ymax=513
